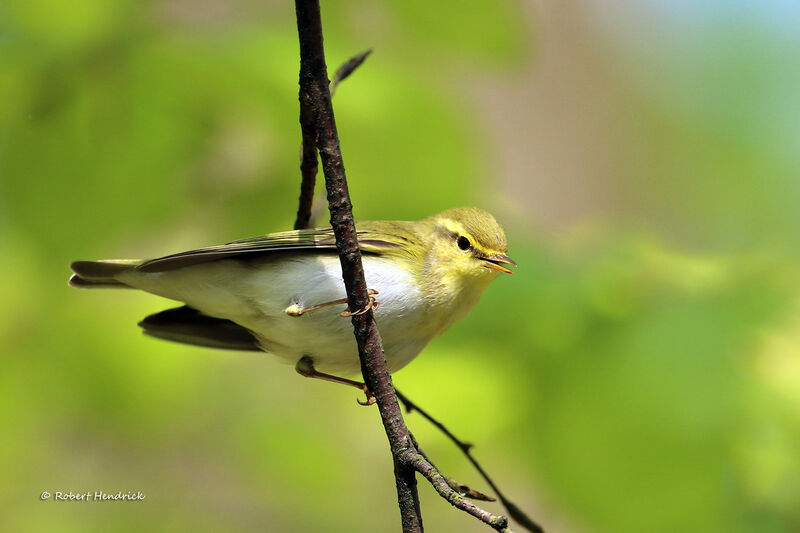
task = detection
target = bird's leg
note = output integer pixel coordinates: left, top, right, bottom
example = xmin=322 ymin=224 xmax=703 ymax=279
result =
xmin=284 ymin=289 xmax=379 ymax=317
xmin=295 ymin=355 xmax=377 ymax=406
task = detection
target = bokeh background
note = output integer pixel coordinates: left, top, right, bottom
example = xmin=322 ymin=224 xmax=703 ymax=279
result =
xmin=2 ymin=1 xmax=799 ymax=532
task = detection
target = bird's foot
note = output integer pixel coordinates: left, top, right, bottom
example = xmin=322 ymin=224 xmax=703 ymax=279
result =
xmin=340 ymin=293 xmax=379 ymax=318
xmin=285 ymin=289 xmax=379 ymax=317
xmin=356 ymin=387 xmax=377 ymax=406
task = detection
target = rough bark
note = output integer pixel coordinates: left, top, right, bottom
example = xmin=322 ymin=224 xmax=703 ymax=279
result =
xmin=294 ymin=1 xmax=423 ymax=530
xmin=293 ymin=2 xmax=526 ymax=532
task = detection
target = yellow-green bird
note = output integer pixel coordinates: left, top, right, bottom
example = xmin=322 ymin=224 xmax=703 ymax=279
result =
xmin=69 ymin=207 xmax=515 ymax=399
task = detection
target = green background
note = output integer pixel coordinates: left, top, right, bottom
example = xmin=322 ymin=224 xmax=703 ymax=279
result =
xmin=2 ymin=1 xmax=799 ymax=532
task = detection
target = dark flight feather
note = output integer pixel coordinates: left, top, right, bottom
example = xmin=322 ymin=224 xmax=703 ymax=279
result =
xmin=138 ymin=306 xmax=260 ymax=351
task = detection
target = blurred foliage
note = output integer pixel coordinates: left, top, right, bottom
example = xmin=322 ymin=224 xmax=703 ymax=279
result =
xmin=1 ymin=1 xmax=799 ymax=533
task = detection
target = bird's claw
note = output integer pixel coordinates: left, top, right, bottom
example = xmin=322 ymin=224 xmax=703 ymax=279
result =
xmin=357 ymin=388 xmax=377 ymax=406
xmin=340 ymin=294 xmax=379 ymax=317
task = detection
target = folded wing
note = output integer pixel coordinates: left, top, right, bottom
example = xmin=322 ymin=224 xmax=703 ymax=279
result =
xmin=136 ymin=223 xmax=421 ymax=272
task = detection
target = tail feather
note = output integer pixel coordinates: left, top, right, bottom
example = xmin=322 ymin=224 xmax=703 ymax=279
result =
xmin=69 ymin=259 xmax=143 ymax=289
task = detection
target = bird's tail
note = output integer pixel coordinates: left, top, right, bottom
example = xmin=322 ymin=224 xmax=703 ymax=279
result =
xmin=69 ymin=259 xmax=143 ymax=289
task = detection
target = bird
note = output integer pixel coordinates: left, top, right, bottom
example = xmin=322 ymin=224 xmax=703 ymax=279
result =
xmin=69 ymin=206 xmax=515 ymax=403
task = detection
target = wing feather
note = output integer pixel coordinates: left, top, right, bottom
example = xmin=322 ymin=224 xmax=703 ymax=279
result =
xmin=137 ymin=222 xmax=421 ymax=273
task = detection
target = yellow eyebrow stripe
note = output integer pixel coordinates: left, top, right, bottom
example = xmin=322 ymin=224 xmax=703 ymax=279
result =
xmin=435 ymin=217 xmax=497 ymax=256
xmin=436 ymin=217 xmax=466 ymax=237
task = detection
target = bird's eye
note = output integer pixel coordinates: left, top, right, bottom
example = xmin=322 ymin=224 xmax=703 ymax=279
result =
xmin=457 ymin=236 xmax=472 ymax=251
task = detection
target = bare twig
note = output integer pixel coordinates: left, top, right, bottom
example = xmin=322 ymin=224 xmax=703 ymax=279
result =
xmin=397 ymin=390 xmax=544 ymax=533
xmin=294 ymin=1 xmax=422 ymax=529
xmin=293 ymin=2 xmax=523 ymax=532
xmin=403 ymin=449 xmax=512 ymax=532
xmin=294 ymin=49 xmax=371 ymax=230
xmin=408 ymin=432 xmax=494 ymax=502
xmin=294 ymin=78 xmax=317 ymax=230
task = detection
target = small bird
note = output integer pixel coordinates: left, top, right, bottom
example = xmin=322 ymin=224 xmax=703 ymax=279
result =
xmin=69 ymin=207 xmax=515 ymax=402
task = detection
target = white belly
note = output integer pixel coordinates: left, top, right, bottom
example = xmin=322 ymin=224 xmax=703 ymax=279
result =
xmin=119 ymin=254 xmax=435 ymax=375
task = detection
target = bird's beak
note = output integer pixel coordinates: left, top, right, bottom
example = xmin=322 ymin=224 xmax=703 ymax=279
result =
xmin=482 ymin=253 xmax=517 ymax=274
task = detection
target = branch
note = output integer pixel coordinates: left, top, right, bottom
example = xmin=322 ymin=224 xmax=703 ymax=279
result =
xmin=410 ymin=433 xmax=495 ymax=502
xmin=294 ymin=49 xmax=371 ymax=230
xmin=293 ymin=3 xmax=519 ymax=532
xmin=397 ymin=390 xmax=544 ymax=533
xmin=294 ymin=1 xmax=422 ymax=530
xmin=402 ymin=447 xmax=512 ymax=532
xmin=294 ymin=73 xmax=317 ymax=230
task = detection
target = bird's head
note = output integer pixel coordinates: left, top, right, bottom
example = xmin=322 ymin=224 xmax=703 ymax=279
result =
xmin=423 ymin=207 xmax=516 ymax=286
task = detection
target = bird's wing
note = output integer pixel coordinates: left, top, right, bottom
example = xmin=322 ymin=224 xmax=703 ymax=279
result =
xmin=136 ymin=223 xmax=421 ymax=273
xmin=139 ymin=306 xmax=261 ymax=351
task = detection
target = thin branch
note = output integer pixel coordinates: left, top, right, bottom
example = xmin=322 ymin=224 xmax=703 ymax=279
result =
xmin=294 ymin=81 xmax=317 ymax=230
xmin=401 ymin=448 xmax=512 ymax=532
xmin=294 ymin=1 xmax=422 ymax=530
xmin=397 ymin=390 xmax=544 ymax=533
xmin=294 ymin=49 xmax=371 ymax=230
xmin=293 ymin=3 xmax=523 ymax=532
xmin=406 ymin=434 xmax=512 ymax=530
xmin=408 ymin=431 xmax=494 ymax=502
